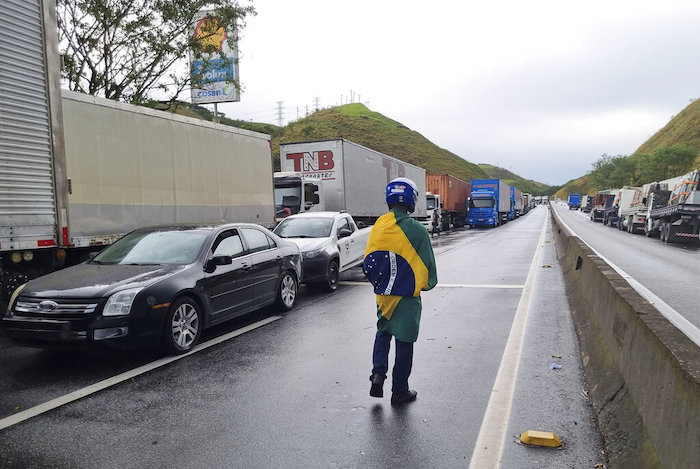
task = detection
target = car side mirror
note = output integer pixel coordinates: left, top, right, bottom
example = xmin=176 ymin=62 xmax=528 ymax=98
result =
xmin=338 ymin=228 xmax=352 ymax=239
xmin=205 ymin=255 xmax=233 ymax=273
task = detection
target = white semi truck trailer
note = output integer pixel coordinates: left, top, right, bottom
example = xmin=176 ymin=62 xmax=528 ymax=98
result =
xmin=274 ymin=138 xmax=427 ymax=226
xmin=0 ymin=0 xmax=275 ymax=301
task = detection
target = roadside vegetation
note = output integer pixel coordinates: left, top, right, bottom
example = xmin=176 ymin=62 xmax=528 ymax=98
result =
xmin=555 ymin=98 xmax=700 ymax=199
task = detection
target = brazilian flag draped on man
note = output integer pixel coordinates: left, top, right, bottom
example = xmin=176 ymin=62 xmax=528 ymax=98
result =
xmin=363 ymin=208 xmax=438 ymax=343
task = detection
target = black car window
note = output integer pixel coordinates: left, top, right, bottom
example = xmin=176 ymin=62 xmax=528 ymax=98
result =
xmin=212 ymin=230 xmax=245 ymax=258
xmin=242 ymin=228 xmax=273 ymax=253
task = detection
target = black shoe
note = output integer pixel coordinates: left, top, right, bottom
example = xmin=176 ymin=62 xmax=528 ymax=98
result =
xmin=369 ymin=373 xmax=386 ymax=398
xmin=391 ymin=390 xmax=417 ymax=405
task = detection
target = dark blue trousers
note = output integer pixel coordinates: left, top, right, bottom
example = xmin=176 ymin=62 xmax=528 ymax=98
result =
xmin=372 ymin=330 xmax=414 ymax=393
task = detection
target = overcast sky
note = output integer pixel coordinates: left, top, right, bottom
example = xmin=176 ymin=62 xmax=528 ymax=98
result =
xmin=216 ymin=0 xmax=700 ymax=185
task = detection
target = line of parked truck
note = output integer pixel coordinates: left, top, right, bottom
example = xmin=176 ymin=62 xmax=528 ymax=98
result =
xmin=1 ymin=0 xmax=550 ymax=354
xmin=0 ymin=2 xmax=545 ymax=304
xmin=567 ymin=168 xmax=700 ymax=244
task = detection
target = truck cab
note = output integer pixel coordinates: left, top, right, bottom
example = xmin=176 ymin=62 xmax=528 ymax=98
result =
xmin=423 ymin=192 xmax=442 ymax=232
xmin=273 ymin=172 xmax=323 ymax=217
xmin=468 ymin=190 xmax=499 ymax=227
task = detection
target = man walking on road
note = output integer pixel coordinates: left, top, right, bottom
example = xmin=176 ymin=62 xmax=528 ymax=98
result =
xmin=363 ymin=177 xmax=438 ymax=405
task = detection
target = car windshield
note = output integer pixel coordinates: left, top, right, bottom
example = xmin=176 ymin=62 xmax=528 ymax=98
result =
xmin=273 ymin=217 xmax=333 ymax=238
xmin=91 ymin=229 xmax=210 ymax=265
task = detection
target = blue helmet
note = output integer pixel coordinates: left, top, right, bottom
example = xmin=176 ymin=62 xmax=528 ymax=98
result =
xmin=385 ymin=177 xmax=418 ymax=212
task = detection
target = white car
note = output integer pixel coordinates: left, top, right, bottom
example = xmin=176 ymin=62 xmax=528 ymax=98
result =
xmin=273 ymin=212 xmax=370 ymax=291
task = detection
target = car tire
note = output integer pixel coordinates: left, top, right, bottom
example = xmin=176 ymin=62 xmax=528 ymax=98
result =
xmin=276 ymin=271 xmax=298 ymax=311
xmin=323 ymin=260 xmax=340 ymax=292
xmin=162 ymin=297 xmax=202 ymax=355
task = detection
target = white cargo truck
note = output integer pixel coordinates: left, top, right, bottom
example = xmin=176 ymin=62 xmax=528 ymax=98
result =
xmin=0 ymin=1 xmax=275 ymax=301
xmin=275 ymin=139 xmax=427 ymax=226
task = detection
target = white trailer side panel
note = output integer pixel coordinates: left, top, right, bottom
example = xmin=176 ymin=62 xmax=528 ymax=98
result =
xmin=341 ymin=140 xmax=426 ymax=218
xmin=0 ymin=0 xmax=57 ymax=251
xmin=498 ymin=180 xmax=511 ymax=212
xmin=63 ymin=91 xmax=274 ymax=242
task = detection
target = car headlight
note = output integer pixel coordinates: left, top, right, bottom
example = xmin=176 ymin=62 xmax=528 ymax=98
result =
xmin=103 ymin=288 xmax=143 ymax=317
xmin=303 ymin=246 xmax=327 ymax=259
xmin=6 ymin=283 xmax=27 ymax=315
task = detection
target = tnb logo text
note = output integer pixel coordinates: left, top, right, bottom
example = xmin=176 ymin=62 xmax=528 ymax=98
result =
xmin=285 ymin=151 xmax=334 ymax=172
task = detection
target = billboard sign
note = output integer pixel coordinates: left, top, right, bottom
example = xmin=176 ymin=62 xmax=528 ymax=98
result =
xmin=190 ymin=11 xmax=240 ymax=104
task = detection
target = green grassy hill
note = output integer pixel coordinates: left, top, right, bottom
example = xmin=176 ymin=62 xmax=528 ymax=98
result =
xmin=274 ymin=103 xmax=489 ymax=183
xmin=633 ymin=99 xmax=700 ymax=160
xmin=555 ymin=99 xmax=700 ymax=199
xmin=478 ymin=164 xmax=558 ymax=195
xmin=157 ymin=99 xmax=556 ymax=192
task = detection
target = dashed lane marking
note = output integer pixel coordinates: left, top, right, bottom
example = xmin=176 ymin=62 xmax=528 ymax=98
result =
xmin=0 ymin=316 xmax=282 ymax=431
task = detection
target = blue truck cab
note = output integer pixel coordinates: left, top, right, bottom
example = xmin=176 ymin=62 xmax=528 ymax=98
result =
xmin=467 ymin=179 xmax=511 ymax=227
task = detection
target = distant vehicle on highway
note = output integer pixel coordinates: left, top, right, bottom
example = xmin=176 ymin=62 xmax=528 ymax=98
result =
xmin=567 ymin=193 xmax=581 ymax=210
xmin=2 ymin=224 xmax=301 ymax=354
xmin=273 ymin=212 xmax=370 ymax=291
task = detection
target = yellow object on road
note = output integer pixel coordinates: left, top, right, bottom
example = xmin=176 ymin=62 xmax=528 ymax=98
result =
xmin=520 ymin=430 xmax=562 ymax=447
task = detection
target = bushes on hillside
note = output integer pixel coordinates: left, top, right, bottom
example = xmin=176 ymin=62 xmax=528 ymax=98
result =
xmin=588 ymin=144 xmax=698 ymax=189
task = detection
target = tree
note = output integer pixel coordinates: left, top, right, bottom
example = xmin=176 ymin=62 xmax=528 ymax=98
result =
xmin=57 ymin=0 xmax=256 ymax=103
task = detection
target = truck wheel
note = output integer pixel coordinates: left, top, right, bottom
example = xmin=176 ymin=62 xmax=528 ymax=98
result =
xmin=162 ymin=297 xmax=202 ymax=355
xmin=276 ymin=271 xmax=298 ymax=311
xmin=645 ymin=219 xmax=655 ymax=237
xmin=323 ymin=260 xmax=340 ymax=292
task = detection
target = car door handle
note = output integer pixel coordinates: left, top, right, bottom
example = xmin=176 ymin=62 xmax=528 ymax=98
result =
xmin=241 ymin=262 xmax=251 ymax=271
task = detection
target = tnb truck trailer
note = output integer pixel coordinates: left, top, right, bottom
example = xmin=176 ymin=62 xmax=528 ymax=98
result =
xmin=275 ymin=139 xmax=427 ymax=226
xmin=0 ymin=1 xmax=275 ymax=301
xmin=467 ymin=179 xmax=511 ymax=227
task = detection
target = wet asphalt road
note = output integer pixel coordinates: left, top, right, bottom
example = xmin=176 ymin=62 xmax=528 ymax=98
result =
xmin=552 ymin=202 xmax=700 ymax=332
xmin=0 ymin=206 xmax=605 ymax=468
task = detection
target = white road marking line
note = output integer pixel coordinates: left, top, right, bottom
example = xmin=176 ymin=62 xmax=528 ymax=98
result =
xmin=469 ymin=211 xmax=548 ymax=469
xmin=555 ymin=209 xmax=700 ymax=347
xmin=0 ymin=316 xmax=282 ymax=431
xmin=340 ymin=281 xmax=524 ymax=289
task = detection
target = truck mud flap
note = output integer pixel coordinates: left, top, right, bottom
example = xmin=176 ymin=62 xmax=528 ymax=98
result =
xmin=668 ymin=226 xmax=700 ymax=244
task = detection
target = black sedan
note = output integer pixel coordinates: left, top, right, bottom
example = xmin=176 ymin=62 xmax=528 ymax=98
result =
xmin=2 ymin=223 xmax=302 ymax=354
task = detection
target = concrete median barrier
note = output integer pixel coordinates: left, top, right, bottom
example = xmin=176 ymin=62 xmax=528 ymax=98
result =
xmin=550 ymin=206 xmax=700 ymax=468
